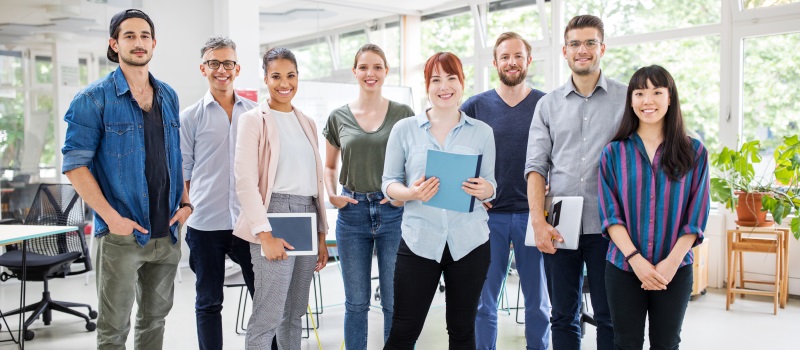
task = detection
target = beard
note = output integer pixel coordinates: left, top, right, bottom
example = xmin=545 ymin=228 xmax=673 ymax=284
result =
xmin=497 ymin=67 xmax=527 ymax=86
xmin=119 ymin=50 xmax=152 ymax=67
xmin=567 ymin=57 xmax=600 ymax=76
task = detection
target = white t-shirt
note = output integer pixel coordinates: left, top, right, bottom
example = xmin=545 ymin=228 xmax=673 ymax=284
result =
xmin=271 ymin=109 xmax=317 ymax=196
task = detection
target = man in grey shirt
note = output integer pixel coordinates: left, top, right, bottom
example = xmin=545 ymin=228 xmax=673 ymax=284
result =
xmin=524 ymin=15 xmax=626 ymax=350
xmin=179 ymin=36 xmax=262 ymax=350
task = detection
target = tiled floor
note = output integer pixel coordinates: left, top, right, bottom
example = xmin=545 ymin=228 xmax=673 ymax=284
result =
xmin=0 ymin=258 xmax=797 ymax=349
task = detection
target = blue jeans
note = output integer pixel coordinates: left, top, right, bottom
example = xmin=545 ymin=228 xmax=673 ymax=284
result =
xmin=186 ymin=227 xmax=256 ymax=350
xmin=475 ymin=212 xmax=550 ymax=350
xmin=336 ymin=187 xmax=403 ymax=350
xmin=544 ymin=233 xmax=613 ymax=350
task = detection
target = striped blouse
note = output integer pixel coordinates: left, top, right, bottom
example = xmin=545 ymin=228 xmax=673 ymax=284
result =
xmin=598 ymin=134 xmax=710 ymax=272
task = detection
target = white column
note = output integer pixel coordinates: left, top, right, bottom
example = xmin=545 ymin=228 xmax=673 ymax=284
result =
xmin=51 ymin=38 xmax=80 ymax=183
xmin=215 ymin=0 xmax=261 ymax=96
xmin=141 ymin=0 xmax=215 ymax=109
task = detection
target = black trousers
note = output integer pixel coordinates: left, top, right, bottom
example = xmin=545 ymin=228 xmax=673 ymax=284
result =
xmin=605 ymin=262 xmax=693 ymax=350
xmin=384 ymin=240 xmax=490 ymax=350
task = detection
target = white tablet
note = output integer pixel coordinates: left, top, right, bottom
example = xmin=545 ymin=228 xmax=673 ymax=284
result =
xmin=261 ymin=213 xmax=318 ymax=256
xmin=525 ymin=196 xmax=584 ymax=250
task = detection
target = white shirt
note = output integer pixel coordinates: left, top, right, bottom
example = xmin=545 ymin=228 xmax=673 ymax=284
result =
xmin=271 ymin=109 xmax=317 ymax=196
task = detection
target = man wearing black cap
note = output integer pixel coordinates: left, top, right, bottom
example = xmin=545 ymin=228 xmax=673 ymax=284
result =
xmin=62 ymin=9 xmax=190 ymax=349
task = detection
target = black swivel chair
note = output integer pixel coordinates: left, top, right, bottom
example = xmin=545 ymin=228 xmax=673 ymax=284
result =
xmin=0 ymin=183 xmax=97 ymax=341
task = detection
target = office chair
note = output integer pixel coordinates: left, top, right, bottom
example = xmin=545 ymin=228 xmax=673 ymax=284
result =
xmin=0 ymin=183 xmax=97 ymax=341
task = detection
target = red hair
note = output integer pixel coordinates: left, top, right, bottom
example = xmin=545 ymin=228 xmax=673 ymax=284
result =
xmin=424 ymin=52 xmax=464 ymax=91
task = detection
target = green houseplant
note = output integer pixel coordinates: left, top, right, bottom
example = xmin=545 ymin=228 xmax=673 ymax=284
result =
xmin=710 ymin=135 xmax=800 ymax=240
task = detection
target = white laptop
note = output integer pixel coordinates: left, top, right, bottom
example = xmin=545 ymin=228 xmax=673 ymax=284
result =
xmin=260 ymin=213 xmax=318 ymax=256
xmin=525 ymin=196 xmax=584 ymax=250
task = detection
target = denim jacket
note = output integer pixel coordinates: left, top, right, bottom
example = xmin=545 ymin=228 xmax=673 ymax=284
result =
xmin=62 ymin=67 xmax=183 ymax=246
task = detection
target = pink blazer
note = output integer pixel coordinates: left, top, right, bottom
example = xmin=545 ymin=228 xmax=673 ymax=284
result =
xmin=233 ymin=101 xmax=328 ymax=244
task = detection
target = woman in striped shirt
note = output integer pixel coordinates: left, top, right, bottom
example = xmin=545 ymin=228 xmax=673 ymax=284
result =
xmin=598 ymin=65 xmax=710 ymax=350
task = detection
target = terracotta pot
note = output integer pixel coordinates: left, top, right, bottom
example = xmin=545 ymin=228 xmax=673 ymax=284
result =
xmin=734 ymin=191 xmax=774 ymax=227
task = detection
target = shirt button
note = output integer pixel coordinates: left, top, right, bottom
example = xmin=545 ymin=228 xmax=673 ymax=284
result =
xmin=648 ymin=243 xmax=652 ymax=247
xmin=649 ymin=219 xmax=653 ymax=223
xmin=580 ymin=178 xmax=584 ymax=182
xmin=138 ymin=124 xmax=142 ymax=128
xmin=584 ymin=117 xmax=587 ymax=121
xmin=143 ymin=194 xmax=147 ymax=197
xmin=651 ymin=195 xmax=654 ymax=199
xmin=583 ymin=138 xmax=587 ymax=142
xmin=582 ymin=157 xmax=585 ymax=161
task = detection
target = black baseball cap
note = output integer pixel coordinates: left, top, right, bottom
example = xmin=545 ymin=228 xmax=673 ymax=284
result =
xmin=106 ymin=9 xmax=155 ymax=63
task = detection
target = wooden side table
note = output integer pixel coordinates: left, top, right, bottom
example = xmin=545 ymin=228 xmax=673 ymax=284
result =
xmin=725 ymin=227 xmax=790 ymax=314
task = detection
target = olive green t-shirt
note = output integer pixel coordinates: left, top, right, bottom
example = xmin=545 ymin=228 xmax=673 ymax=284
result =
xmin=323 ymin=100 xmax=414 ymax=193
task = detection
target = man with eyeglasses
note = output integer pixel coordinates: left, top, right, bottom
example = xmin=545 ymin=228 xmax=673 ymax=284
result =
xmin=63 ymin=9 xmax=188 ymax=349
xmin=525 ymin=14 xmax=626 ymax=350
xmin=179 ymin=36 xmax=262 ymax=350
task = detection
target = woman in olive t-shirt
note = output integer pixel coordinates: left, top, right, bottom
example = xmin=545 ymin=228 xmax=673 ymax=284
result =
xmin=322 ymin=44 xmax=414 ymax=350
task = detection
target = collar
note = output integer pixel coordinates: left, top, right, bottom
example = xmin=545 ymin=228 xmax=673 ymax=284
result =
xmin=202 ymin=90 xmax=244 ymax=107
xmin=561 ymin=69 xmax=609 ymax=98
xmin=415 ymin=109 xmax=474 ymax=129
xmin=113 ymin=66 xmax=158 ymax=97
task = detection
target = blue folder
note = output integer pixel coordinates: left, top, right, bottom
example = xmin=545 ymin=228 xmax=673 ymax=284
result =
xmin=424 ymin=149 xmax=483 ymax=213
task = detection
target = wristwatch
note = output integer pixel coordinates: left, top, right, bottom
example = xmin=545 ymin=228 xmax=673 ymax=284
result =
xmin=180 ymin=202 xmax=194 ymax=212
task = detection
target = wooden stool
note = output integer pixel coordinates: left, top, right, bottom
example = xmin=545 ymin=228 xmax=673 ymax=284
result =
xmin=725 ymin=227 xmax=790 ymax=314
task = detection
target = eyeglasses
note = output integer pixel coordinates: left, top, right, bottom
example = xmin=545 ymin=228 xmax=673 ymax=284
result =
xmin=565 ymin=40 xmax=602 ymax=51
xmin=204 ymin=60 xmax=237 ymax=70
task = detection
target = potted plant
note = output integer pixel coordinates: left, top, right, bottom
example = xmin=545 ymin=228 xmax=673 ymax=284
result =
xmin=710 ymin=135 xmax=800 ymax=240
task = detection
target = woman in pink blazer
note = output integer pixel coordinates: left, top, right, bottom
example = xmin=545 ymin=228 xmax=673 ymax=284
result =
xmin=233 ymin=47 xmax=329 ymax=350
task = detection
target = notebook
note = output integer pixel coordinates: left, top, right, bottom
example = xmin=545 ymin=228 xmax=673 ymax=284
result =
xmin=525 ymin=196 xmax=584 ymax=250
xmin=424 ymin=149 xmax=483 ymax=213
xmin=261 ymin=213 xmax=318 ymax=256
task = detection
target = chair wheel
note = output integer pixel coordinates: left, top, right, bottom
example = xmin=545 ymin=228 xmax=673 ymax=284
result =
xmin=439 ymin=285 xmax=445 ymax=292
xmin=24 ymin=330 xmax=34 ymax=341
xmin=86 ymin=322 xmax=97 ymax=332
xmin=701 ymin=289 xmax=707 ymax=295
xmin=374 ymin=292 xmax=381 ymax=301
xmin=89 ymin=310 xmax=98 ymax=319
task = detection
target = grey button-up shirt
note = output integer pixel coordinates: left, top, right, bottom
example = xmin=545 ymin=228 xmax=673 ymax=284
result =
xmin=524 ymin=72 xmax=627 ymax=234
xmin=382 ymin=111 xmax=496 ymax=262
xmin=180 ymin=91 xmax=258 ymax=231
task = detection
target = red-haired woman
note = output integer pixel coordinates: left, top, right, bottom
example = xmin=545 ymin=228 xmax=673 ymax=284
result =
xmin=381 ymin=52 xmax=496 ymax=350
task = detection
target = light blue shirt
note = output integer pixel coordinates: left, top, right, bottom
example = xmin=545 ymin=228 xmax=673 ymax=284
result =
xmin=180 ymin=91 xmax=258 ymax=231
xmin=382 ymin=111 xmax=496 ymax=262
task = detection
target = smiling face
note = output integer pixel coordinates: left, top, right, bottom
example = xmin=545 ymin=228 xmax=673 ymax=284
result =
xmin=201 ymin=47 xmax=239 ymax=94
xmin=353 ymin=51 xmax=387 ymax=92
xmin=562 ymin=27 xmax=604 ymax=76
xmin=110 ymin=18 xmax=155 ymax=67
xmin=632 ymin=79 xmax=670 ymax=129
xmin=427 ymin=64 xmax=463 ymax=109
xmin=264 ymin=58 xmax=297 ymax=112
xmin=493 ymin=38 xmax=531 ymax=87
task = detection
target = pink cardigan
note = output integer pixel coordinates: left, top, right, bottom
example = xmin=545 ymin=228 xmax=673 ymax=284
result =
xmin=233 ymin=101 xmax=328 ymax=244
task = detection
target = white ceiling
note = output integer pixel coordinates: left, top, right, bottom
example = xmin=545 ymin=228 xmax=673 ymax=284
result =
xmin=0 ymin=0 xmax=464 ymax=50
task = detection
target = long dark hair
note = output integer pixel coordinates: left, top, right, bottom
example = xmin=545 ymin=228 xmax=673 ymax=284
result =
xmin=612 ymin=65 xmax=695 ymax=181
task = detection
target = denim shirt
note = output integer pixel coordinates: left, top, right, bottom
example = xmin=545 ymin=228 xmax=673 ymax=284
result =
xmin=62 ymin=67 xmax=183 ymax=246
xmin=382 ymin=111 xmax=497 ymax=262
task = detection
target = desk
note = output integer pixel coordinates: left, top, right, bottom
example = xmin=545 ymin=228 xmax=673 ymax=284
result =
xmin=0 ymin=225 xmax=78 ymax=349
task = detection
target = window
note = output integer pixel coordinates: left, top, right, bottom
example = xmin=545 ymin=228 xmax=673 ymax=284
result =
xmin=564 ymin=0 xmax=721 ymax=38
xmin=79 ymin=58 xmax=89 ymax=86
xmin=743 ymin=0 xmax=800 ymax=9
xmin=369 ymin=21 xmax=402 ymax=86
xmin=602 ymin=36 xmax=722 ymax=151
xmin=421 ymin=8 xmax=475 ymax=58
xmin=487 ymin=0 xmax=551 ymax=45
xmin=742 ymin=32 xmax=800 ymax=154
xmin=35 ymin=56 xmax=52 ymax=84
xmin=98 ymin=57 xmax=117 ymax=78
xmin=0 ymin=51 xmax=24 ymax=172
xmin=338 ymin=30 xmax=368 ymax=71
xmin=285 ymin=40 xmax=333 ymax=81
